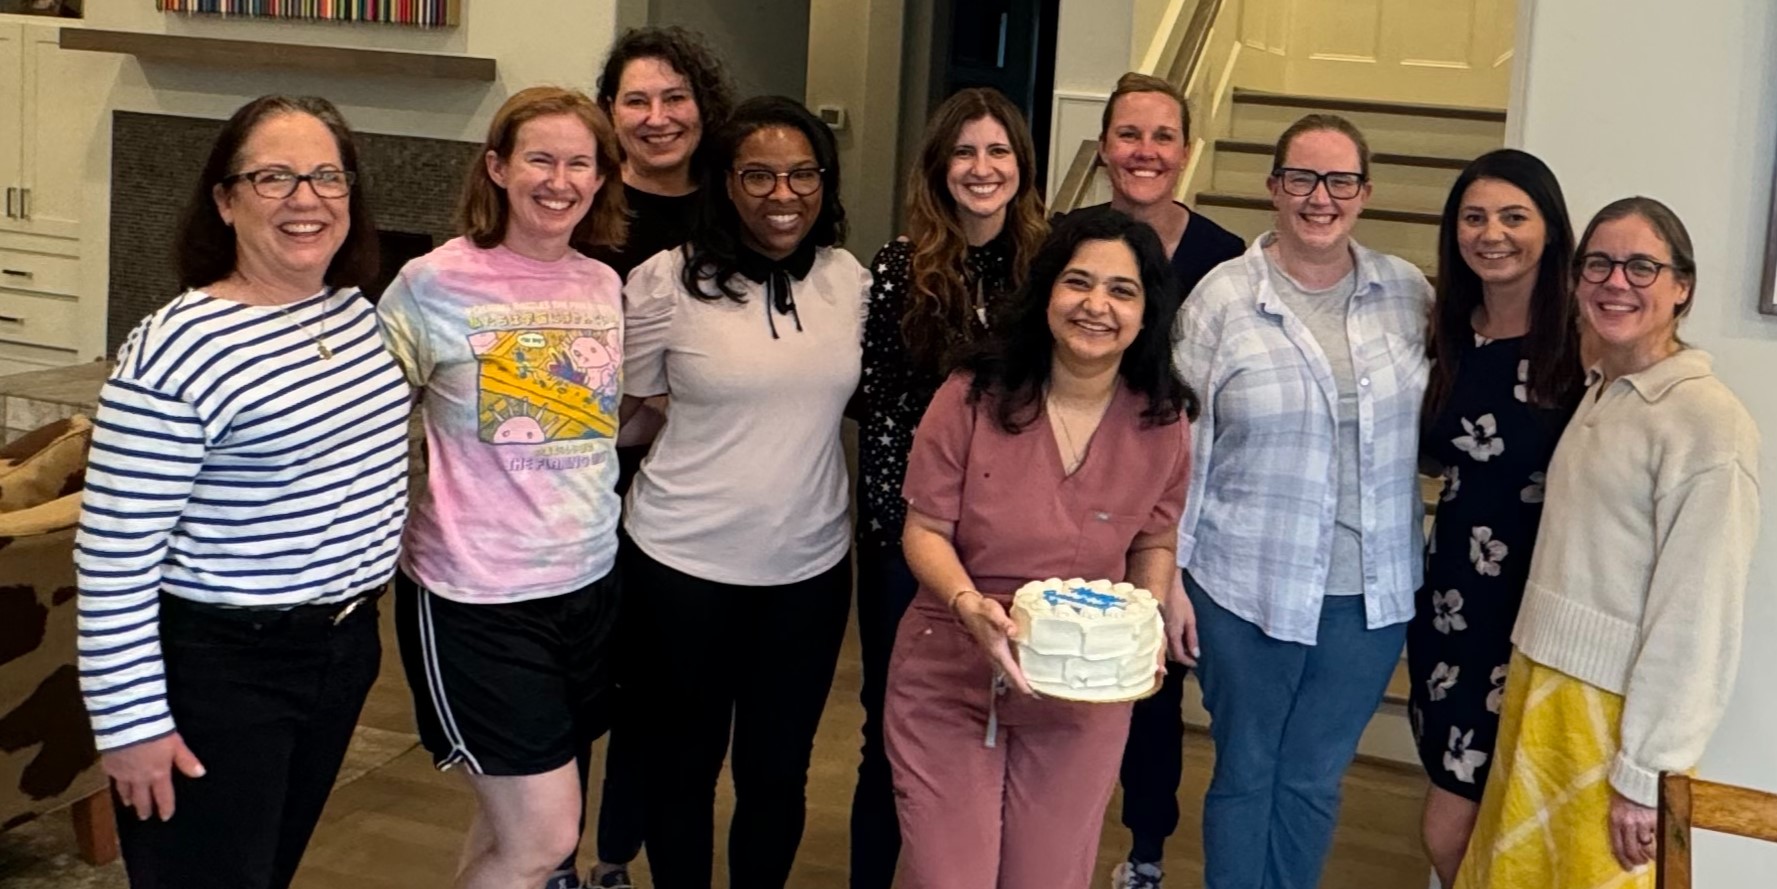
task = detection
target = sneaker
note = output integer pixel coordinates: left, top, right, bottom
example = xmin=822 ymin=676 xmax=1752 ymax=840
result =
xmin=590 ymin=865 xmax=636 ymax=889
xmin=542 ymin=869 xmax=583 ymax=889
xmin=1111 ymin=859 xmax=1163 ymax=889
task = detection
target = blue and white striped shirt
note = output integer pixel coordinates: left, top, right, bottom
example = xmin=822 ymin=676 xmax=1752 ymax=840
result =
xmin=1172 ymin=235 xmax=1432 ymax=645
xmin=76 ymin=287 xmax=412 ymax=751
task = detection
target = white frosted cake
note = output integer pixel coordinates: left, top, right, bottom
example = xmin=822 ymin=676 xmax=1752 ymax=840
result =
xmin=1010 ymin=577 xmax=1163 ymax=702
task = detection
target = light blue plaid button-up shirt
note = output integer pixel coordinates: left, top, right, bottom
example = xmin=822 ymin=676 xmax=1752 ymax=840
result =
xmin=1173 ymin=234 xmax=1433 ymax=645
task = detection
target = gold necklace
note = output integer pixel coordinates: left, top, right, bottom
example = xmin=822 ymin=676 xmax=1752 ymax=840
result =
xmin=1046 ymin=390 xmax=1112 ymax=474
xmin=271 ymin=294 xmax=332 ymax=359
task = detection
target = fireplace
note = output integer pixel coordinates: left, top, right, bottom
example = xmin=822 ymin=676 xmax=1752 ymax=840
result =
xmin=107 ymin=111 xmax=477 ymax=353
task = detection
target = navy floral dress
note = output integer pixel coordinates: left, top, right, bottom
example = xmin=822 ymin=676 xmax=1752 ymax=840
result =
xmin=1407 ymin=334 xmax=1577 ymax=800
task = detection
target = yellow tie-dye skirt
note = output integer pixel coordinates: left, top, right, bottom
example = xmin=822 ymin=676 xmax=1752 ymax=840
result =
xmin=1453 ymin=650 xmax=1653 ymax=889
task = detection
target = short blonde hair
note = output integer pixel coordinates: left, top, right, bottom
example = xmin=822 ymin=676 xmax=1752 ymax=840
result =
xmin=458 ymin=86 xmax=628 ymax=250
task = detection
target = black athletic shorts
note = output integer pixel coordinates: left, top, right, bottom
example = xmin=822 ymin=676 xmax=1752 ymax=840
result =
xmin=394 ymin=567 xmax=619 ymax=776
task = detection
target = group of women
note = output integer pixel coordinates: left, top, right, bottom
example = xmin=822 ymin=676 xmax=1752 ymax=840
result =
xmin=69 ymin=21 xmax=1757 ymax=889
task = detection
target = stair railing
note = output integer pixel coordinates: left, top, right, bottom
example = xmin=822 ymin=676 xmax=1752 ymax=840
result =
xmin=1050 ymin=0 xmax=1226 ymax=214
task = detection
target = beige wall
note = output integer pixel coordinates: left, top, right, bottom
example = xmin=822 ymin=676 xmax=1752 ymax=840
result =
xmin=1515 ymin=0 xmax=1777 ymax=882
xmin=1131 ymin=0 xmax=1175 ymax=68
xmin=805 ymin=0 xmax=905 ymax=259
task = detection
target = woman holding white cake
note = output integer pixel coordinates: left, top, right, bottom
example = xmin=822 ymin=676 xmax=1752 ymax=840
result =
xmin=885 ymin=207 xmax=1195 ymax=889
xmin=1170 ymin=114 xmax=1432 ymax=889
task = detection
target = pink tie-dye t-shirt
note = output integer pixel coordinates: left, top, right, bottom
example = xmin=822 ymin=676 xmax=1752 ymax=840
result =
xmin=378 ymin=237 xmax=623 ymax=603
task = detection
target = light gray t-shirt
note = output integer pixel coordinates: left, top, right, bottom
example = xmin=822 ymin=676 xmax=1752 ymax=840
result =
xmin=622 ymin=246 xmax=870 ymax=586
xmin=1266 ymin=257 xmax=1365 ymax=596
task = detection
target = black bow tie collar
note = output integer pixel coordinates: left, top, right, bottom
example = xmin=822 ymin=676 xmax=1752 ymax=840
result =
xmin=735 ymin=240 xmax=818 ymax=339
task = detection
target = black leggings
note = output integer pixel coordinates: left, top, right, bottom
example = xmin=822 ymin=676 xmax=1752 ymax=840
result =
xmin=629 ymin=546 xmax=853 ymax=889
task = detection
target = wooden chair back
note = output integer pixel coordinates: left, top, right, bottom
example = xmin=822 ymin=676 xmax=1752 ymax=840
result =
xmin=1657 ymin=772 xmax=1777 ymax=889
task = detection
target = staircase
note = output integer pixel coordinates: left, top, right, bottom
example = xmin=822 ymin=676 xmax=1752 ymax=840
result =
xmin=1192 ymin=88 xmax=1509 ymax=279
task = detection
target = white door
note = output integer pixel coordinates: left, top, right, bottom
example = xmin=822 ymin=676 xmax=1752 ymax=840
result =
xmin=1244 ymin=0 xmax=1516 ymax=108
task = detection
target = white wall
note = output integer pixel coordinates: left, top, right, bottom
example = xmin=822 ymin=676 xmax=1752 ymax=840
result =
xmin=1048 ymin=0 xmax=1137 ymax=198
xmin=1515 ymin=0 xmax=1777 ymax=882
xmin=806 ymin=0 xmax=904 ymax=255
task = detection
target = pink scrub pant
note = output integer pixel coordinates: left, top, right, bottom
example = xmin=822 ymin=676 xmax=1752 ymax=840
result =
xmin=884 ymin=599 xmax=1134 ymax=889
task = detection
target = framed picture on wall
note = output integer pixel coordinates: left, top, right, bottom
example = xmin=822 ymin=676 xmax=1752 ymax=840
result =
xmin=0 ymin=0 xmax=82 ymax=16
xmin=1764 ymin=171 xmax=1777 ymax=315
xmin=154 ymin=0 xmax=460 ymax=27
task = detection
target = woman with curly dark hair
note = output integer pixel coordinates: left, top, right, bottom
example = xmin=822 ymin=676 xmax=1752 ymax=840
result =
xmin=586 ymin=24 xmax=733 ymax=278
xmin=848 ymin=85 xmax=1047 ymax=889
xmin=619 ymin=95 xmax=868 ymax=889
xmin=884 ymin=208 xmax=1197 ymax=888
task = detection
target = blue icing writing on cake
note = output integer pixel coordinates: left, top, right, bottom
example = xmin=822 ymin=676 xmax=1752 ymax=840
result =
xmin=1041 ymin=585 xmax=1121 ymax=612
xmin=1010 ymin=577 xmax=1162 ymax=702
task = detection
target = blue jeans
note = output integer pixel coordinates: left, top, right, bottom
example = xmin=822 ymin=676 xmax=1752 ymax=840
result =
xmin=1186 ymin=571 xmax=1406 ymax=889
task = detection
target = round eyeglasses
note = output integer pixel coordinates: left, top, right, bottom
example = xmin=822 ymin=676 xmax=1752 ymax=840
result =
xmin=1271 ymin=167 xmax=1366 ymax=200
xmin=1578 ymin=253 xmax=1675 ymax=288
xmin=224 ymin=168 xmax=356 ymax=200
xmin=735 ymin=167 xmax=824 ymax=198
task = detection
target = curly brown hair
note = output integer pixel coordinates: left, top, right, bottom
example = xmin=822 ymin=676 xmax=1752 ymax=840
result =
xmin=596 ymin=25 xmax=736 ymax=179
xmin=457 ymin=87 xmax=628 ymax=251
xmin=901 ymin=88 xmax=1048 ymax=374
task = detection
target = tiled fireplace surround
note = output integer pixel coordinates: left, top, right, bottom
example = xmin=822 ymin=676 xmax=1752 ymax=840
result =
xmin=0 ymin=111 xmax=478 ymax=440
xmin=107 ymin=109 xmax=480 ymax=354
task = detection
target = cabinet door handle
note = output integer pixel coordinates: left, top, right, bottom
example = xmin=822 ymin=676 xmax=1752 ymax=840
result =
xmin=2 ymin=268 xmax=32 ymax=278
xmin=18 ymin=188 xmax=27 ymax=220
xmin=3 ymin=187 xmax=12 ymax=219
xmin=0 ymin=315 xmax=22 ymax=324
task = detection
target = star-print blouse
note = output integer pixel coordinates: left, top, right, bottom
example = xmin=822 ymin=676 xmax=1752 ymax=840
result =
xmin=857 ymin=234 xmax=1014 ymax=550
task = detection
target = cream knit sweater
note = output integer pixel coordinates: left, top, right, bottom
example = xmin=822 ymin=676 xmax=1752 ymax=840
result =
xmin=1513 ymin=348 xmax=1760 ymax=807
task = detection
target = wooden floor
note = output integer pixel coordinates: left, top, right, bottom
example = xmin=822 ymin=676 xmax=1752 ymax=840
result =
xmin=289 ymin=607 xmax=1433 ymax=889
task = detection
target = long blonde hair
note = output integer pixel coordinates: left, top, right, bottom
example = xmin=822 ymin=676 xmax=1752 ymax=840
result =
xmin=901 ymin=88 xmax=1048 ymax=374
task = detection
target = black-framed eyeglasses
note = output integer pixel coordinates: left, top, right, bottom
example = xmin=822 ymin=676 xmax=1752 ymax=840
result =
xmin=1271 ymin=167 xmax=1366 ymax=199
xmin=735 ymin=167 xmax=824 ymax=198
xmin=223 ymin=168 xmax=356 ymax=200
xmin=1578 ymin=253 xmax=1676 ymax=287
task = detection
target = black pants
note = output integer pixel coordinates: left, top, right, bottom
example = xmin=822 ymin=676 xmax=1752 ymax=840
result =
xmin=847 ymin=545 xmax=919 ymax=889
xmin=116 ymin=590 xmax=382 ymax=889
xmin=1120 ymin=658 xmax=1190 ymax=863
xmin=630 ymin=545 xmax=852 ymax=889
xmin=567 ymin=450 xmax=650 ymax=873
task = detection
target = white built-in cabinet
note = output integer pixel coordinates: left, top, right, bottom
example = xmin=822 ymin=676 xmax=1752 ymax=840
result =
xmin=0 ymin=18 xmax=107 ymax=377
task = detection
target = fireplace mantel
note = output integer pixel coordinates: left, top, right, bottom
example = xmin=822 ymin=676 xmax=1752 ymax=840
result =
xmin=60 ymin=28 xmax=496 ymax=82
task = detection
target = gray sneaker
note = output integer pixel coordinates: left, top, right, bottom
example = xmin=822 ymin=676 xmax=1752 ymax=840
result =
xmin=1111 ymin=860 xmax=1163 ymax=889
xmin=590 ymin=865 xmax=636 ymax=889
xmin=542 ymin=869 xmax=582 ymax=889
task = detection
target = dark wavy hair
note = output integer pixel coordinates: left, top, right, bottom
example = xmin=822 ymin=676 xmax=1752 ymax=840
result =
xmin=679 ymin=96 xmax=846 ymax=301
xmin=901 ymin=87 xmax=1049 ymax=375
xmin=960 ymin=207 xmax=1195 ymax=433
xmin=595 ymin=25 xmax=735 ymax=180
xmin=1425 ymin=149 xmax=1583 ymax=426
xmin=175 ymin=95 xmax=378 ymax=291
